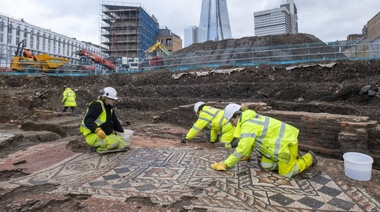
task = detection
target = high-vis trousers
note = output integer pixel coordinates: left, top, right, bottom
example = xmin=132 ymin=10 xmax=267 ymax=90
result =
xmin=85 ymin=133 xmax=127 ymax=154
xmin=260 ymin=144 xmax=313 ymax=177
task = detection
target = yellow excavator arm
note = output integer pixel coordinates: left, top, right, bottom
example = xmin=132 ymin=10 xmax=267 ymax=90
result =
xmin=146 ymin=41 xmax=170 ymax=56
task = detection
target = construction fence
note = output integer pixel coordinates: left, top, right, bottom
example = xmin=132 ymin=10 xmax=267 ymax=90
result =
xmin=1 ymin=39 xmax=380 ymax=76
xmin=162 ymin=38 xmax=380 ymax=71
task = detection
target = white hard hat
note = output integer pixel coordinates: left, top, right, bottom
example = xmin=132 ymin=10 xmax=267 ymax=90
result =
xmin=194 ymin=101 xmax=205 ymax=114
xmin=224 ymin=103 xmax=241 ymax=121
xmin=100 ymin=87 xmax=118 ymax=100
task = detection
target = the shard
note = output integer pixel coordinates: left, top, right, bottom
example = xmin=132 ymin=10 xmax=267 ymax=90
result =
xmin=199 ymin=0 xmax=232 ymax=42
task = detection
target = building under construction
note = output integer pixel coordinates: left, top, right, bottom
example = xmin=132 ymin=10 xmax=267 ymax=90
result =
xmin=100 ymin=2 xmax=159 ymax=59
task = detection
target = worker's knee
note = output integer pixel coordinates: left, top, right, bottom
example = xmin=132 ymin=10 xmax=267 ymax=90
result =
xmin=278 ymin=164 xmax=299 ymax=178
xmin=260 ymin=157 xmax=278 ymax=171
xmin=261 ymin=161 xmax=278 ymax=171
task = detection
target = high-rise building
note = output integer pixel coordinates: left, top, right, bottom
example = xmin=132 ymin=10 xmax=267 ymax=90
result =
xmin=280 ymin=0 xmax=298 ymax=34
xmin=198 ymin=0 xmax=232 ymax=42
xmin=101 ymin=2 xmax=182 ymax=59
xmin=101 ymin=3 xmax=159 ymax=59
xmin=254 ymin=0 xmax=298 ymax=37
xmin=184 ymin=26 xmax=199 ymax=48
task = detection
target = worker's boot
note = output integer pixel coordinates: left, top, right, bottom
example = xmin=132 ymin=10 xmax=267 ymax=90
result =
xmin=308 ymin=151 xmax=318 ymax=166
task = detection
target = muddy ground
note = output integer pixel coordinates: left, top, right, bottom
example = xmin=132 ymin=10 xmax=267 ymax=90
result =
xmin=1 ymin=33 xmax=380 ymax=210
xmin=1 ymin=59 xmax=380 ymax=210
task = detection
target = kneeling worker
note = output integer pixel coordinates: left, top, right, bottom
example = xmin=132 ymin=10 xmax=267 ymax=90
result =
xmin=183 ymin=102 xmax=235 ymax=147
xmin=211 ymin=103 xmax=317 ymax=178
xmin=80 ymin=87 xmax=127 ymax=154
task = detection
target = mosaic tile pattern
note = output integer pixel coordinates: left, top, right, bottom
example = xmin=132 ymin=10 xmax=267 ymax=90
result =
xmin=8 ymin=147 xmax=380 ymax=211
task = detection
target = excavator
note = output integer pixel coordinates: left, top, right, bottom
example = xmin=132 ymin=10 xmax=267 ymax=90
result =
xmin=144 ymin=41 xmax=171 ymax=66
xmin=74 ymin=49 xmax=116 ymax=70
xmin=10 ymin=39 xmax=69 ymax=73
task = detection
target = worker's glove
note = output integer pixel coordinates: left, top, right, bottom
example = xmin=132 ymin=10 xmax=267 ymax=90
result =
xmin=211 ymin=161 xmax=227 ymax=171
xmin=241 ymin=156 xmax=250 ymax=161
xmin=95 ymin=128 xmax=106 ymax=139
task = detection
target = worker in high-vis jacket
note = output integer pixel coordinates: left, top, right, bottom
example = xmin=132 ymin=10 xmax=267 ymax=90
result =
xmin=183 ymin=102 xmax=236 ymax=147
xmin=80 ymin=87 xmax=127 ymax=154
xmin=211 ymin=103 xmax=317 ymax=178
xmin=62 ymin=85 xmax=77 ymax=116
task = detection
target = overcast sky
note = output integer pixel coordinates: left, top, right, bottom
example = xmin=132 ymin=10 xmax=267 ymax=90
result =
xmin=1 ymin=0 xmax=379 ymax=45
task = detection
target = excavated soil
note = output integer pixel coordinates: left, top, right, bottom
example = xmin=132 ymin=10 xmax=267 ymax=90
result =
xmin=1 ymin=33 xmax=380 ymax=210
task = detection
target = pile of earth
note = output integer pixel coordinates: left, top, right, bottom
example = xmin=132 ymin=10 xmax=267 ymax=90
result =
xmin=167 ymin=33 xmax=345 ymax=67
xmin=1 ymin=59 xmax=380 ymax=125
xmin=176 ymin=33 xmax=323 ymax=54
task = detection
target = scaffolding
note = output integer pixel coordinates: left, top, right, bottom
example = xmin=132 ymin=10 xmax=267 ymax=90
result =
xmin=100 ymin=1 xmax=159 ymax=59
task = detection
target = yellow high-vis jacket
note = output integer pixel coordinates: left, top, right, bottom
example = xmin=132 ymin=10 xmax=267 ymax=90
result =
xmin=186 ymin=106 xmax=234 ymax=143
xmin=62 ymin=87 xmax=77 ymax=107
xmin=225 ymin=109 xmax=299 ymax=167
xmin=80 ymin=100 xmax=108 ymax=137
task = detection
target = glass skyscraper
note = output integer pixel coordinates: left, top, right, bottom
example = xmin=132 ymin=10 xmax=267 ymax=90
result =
xmin=199 ymin=0 xmax=232 ymax=42
xmin=184 ymin=26 xmax=199 ymax=48
xmin=254 ymin=0 xmax=298 ymax=37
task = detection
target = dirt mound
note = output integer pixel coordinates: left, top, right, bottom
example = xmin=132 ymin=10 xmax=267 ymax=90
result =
xmin=168 ymin=33 xmax=344 ymax=67
xmin=2 ymin=60 xmax=380 ymax=123
xmin=176 ymin=33 xmax=323 ymax=54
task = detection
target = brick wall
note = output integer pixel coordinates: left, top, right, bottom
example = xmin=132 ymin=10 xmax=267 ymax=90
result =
xmin=257 ymin=109 xmax=380 ymax=170
xmin=367 ymin=12 xmax=380 ymax=41
xmin=159 ymin=102 xmax=380 ymax=170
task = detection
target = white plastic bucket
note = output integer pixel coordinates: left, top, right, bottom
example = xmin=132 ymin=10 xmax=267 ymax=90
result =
xmin=119 ymin=129 xmax=134 ymax=146
xmin=343 ymin=152 xmax=373 ymax=181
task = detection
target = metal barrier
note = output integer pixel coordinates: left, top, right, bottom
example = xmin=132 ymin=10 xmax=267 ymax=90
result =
xmin=161 ymin=39 xmax=380 ymax=72
xmin=0 ymin=71 xmax=91 ymax=77
xmin=2 ymin=39 xmax=379 ymax=76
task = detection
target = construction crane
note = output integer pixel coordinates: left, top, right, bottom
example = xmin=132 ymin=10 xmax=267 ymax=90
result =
xmin=74 ymin=49 xmax=116 ymax=70
xmin=144 ymin=41 xmax=171 ymax=66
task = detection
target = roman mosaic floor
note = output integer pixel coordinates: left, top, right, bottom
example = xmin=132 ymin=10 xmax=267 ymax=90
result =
xmin=5 ymin=147 xmax=380 ymax=211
